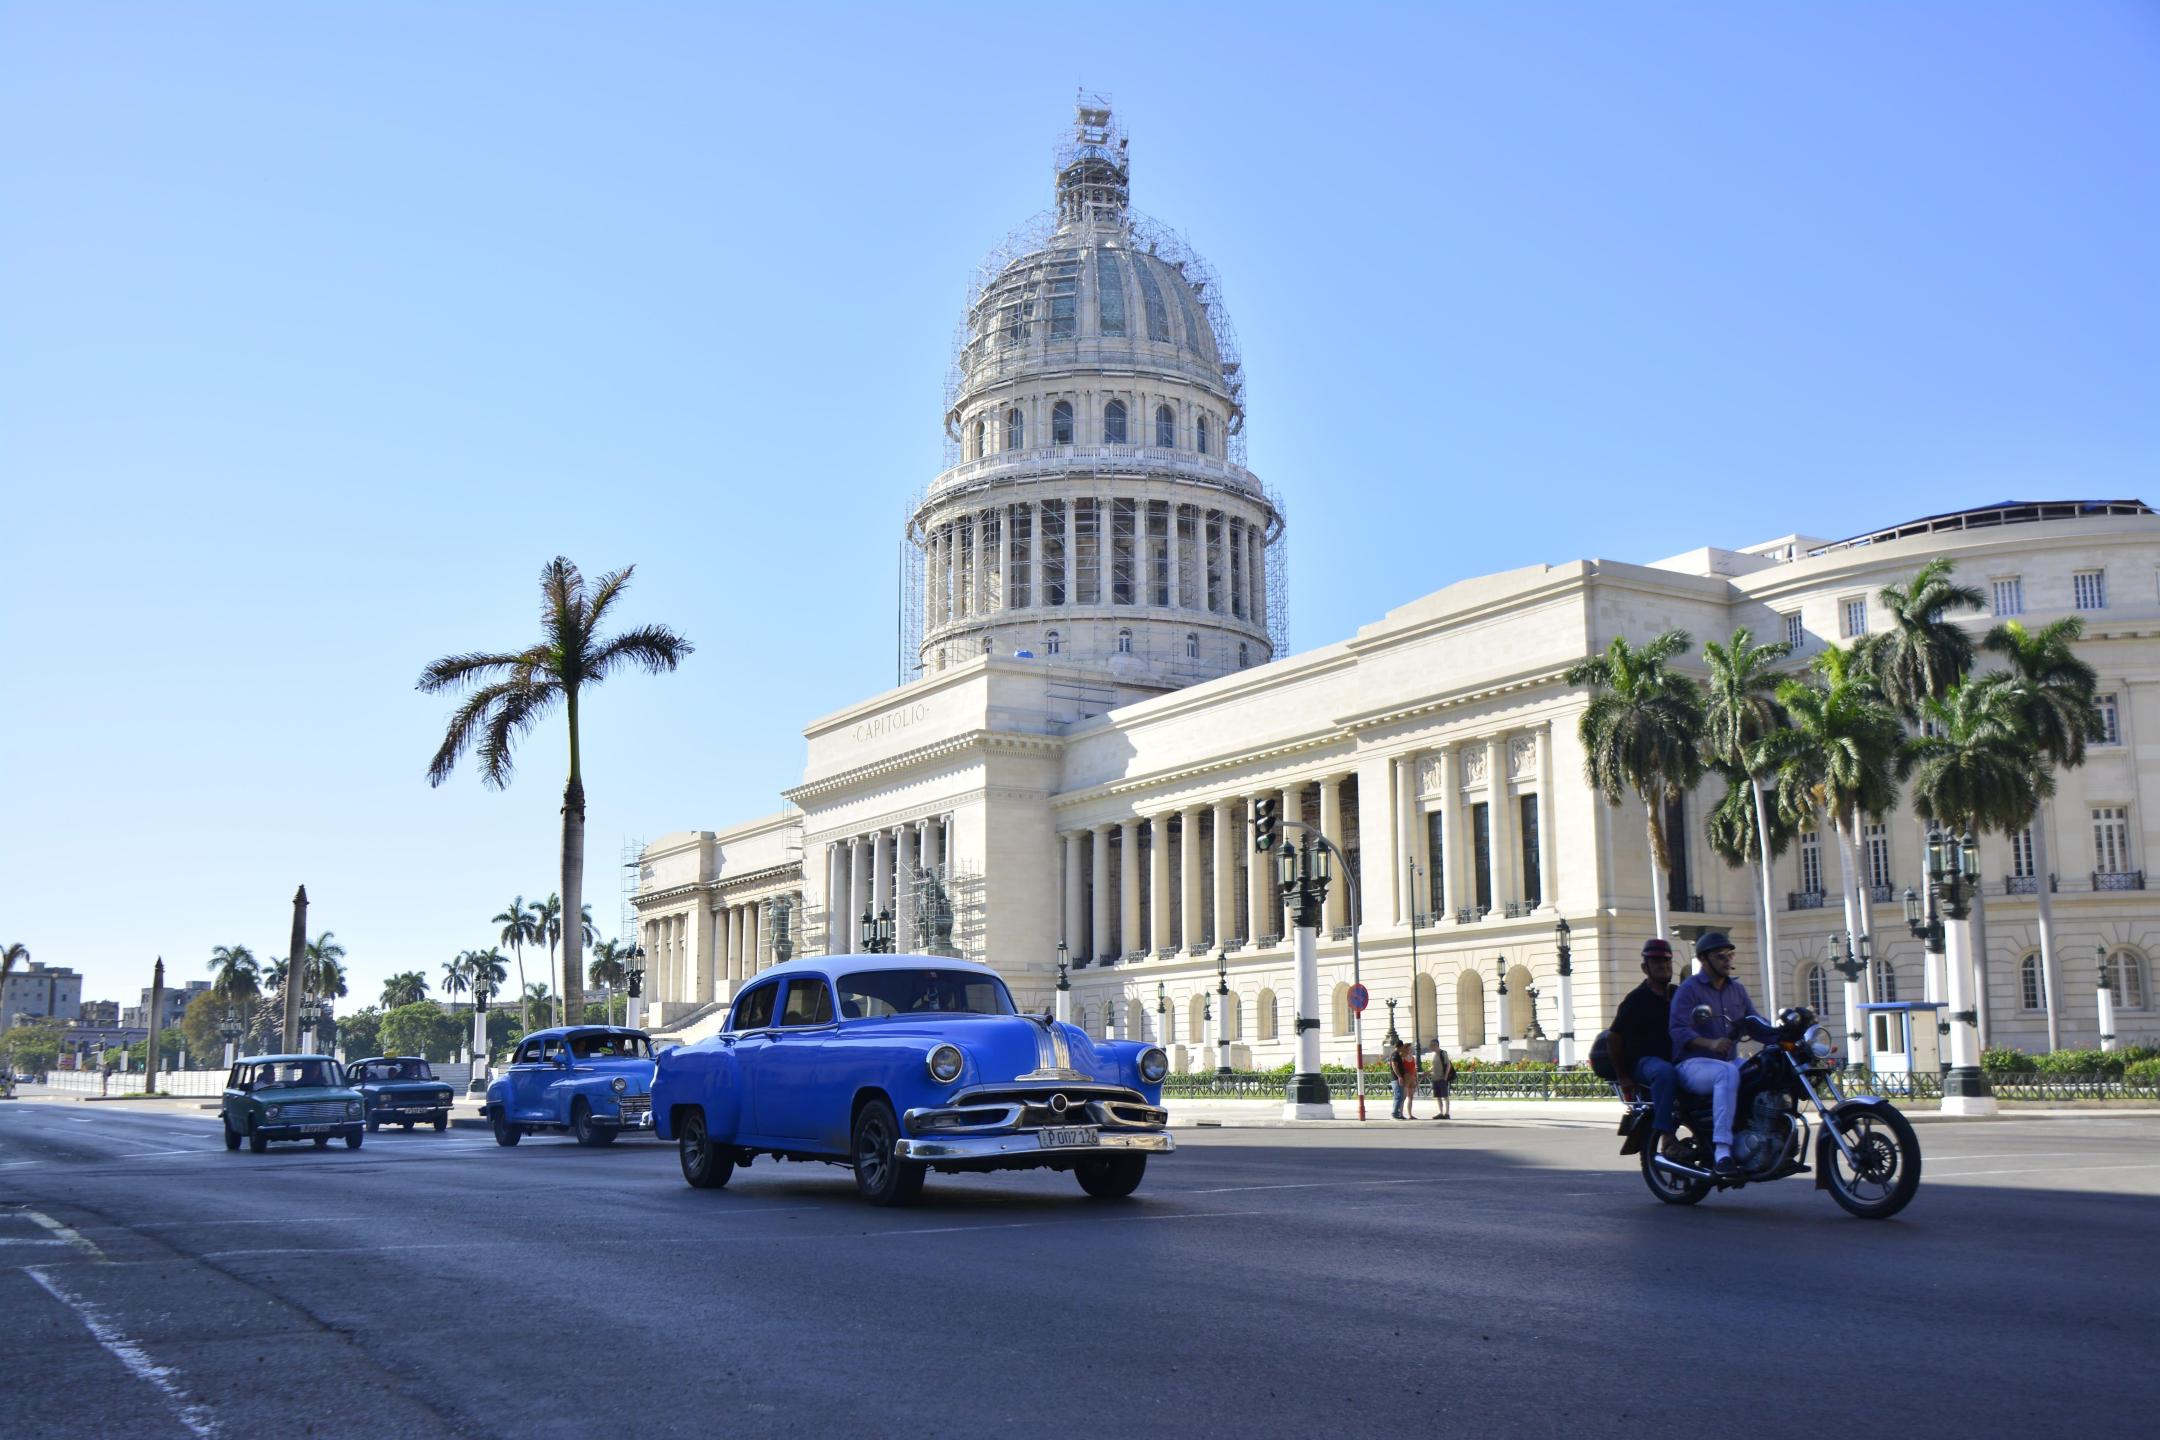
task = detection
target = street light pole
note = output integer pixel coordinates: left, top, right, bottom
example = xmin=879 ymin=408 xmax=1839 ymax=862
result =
xmin=1931 ymin=827 xmax=1996 ymax=1116
xmin=1274 ymin=830 xmax=1337 ymax=1119
xmin=1903 ymin=886 xmax=1950 ymax=1073
xmin=1830 ymin=932 xmax=1867 ymax=1068
xmin=1408 ymin=861 xmax=1424 ymax=1066
xmin=1494 ymin=958 xmax=1510 ymax=1054
xmin=2096 ymin=943 xmax=2117 ymax=1053
xmin=1215 ymin=950 xmax=1232 ymax=1076
xmin=623 ymin=943 xmax=646 ymax=1031
xmin=1554 ymin=918 xmax=1576 ymax=1067
xmin=1054 ymin=942 xmax=1071 ymax=1025
xmin=1155 ymin=981 xmax=1168 ymax=1054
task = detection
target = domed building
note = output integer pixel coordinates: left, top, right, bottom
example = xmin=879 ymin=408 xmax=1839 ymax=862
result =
xmin=633 ymin=101 xmax=2160 ymax=1081
xmin=908 ymin=103 xmax=1283 ymax=688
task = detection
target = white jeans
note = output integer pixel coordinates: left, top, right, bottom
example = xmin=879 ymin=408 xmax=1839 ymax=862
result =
xmin=1676 ymin=1056 xmax=1741 ymax=1147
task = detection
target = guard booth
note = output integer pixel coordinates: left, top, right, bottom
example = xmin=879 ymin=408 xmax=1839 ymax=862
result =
xmin=1857 ymin=1001 xmax=1944 ymax=1077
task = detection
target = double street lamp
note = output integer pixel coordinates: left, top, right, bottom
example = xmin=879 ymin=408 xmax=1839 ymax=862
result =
xmin=1921 ymin=826 xmax=1994 ymax=1113
xmin=1274 ymin=833 xmax=1337 ymax=1113
xmin=1554 ymin=918 xmax=1577 ymax=1066
xmin=2096 ymin=943 xmax=2118 ymax=1054
xmin=1215 ymin=949 xmax=1232 ymax=1076
xmin=859 ymin=907 xmax=896 ymax=955
xmin=1830 ymin=931 xmax=1871 ymax=1066
xmin=1054 ymin=942 xmax=1071 ymax=1024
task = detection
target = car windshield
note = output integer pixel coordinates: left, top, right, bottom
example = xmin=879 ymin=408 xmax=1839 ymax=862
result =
xmin=837 ymin=969 xmax=1015 ymax=1020
xmin=255 ymin=1059 xmax=340 ymax=1090
xmin=357 ymin=1060 xmax=434 ymax=1081
xmin=568 ymin=1032 xmax=650 ymax=1060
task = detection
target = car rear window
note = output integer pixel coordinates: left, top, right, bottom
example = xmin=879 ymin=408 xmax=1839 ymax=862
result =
xmin=836 ymin=969 xmax=1015 ymax=1020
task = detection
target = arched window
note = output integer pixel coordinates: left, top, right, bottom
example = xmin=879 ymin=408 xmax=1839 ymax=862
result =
xmin=1801 ymin=963 xmax=1831 ymax=1017
xmin=1237 ymin=642 xmax=1250 ymax=669
xmin=1456 ymin=969 xmax=1486 ymax=1049
xmin=1052 ymin=400 xmax=1075 ymax=445
xmin=2107 ymin=948 xmax=2149 ymax=1009
xmin=1116 ymin=628 xmax=1133 ymax=654
xmin=2020 ymin=953 xmax=2047 ymax=1011
xmin=1331 ymin=983 xmax=1351 ymax=1036
xmin=1044 ymin=630 xmax=1061 ymax=655
xmin=1197 ymin=414 xmax=1210 ymax=455
xmin=1184 ymin=632 xmax=1199 ymax=659
xmin=1127 ymin=998 xmax=1145 ymax=1039
xmin=1103 ymin=400 xmax=1127 ymax=445
xmin=972 ymin=417 xmax=985 ymax=459
xmin=1005 ymin=407 xmax=1024 ymax=450
xmin=1156 ymin=404 xmax=1175 ymax=447
xmin=1506 ymin=965 xmax=1535 ymax=1037
xmin=1257 ymin=988 xmax=1278 ymax=1040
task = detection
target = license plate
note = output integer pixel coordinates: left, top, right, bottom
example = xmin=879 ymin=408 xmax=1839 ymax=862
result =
xmin=1037 ymin=1125 xmax=1099 ymax=1148
xmin=301 ymin=1124 xmax=335 ymax=1134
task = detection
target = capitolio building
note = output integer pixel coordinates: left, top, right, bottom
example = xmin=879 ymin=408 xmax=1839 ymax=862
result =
xmin=634 ymin=101 xmax=2160 ymax=1069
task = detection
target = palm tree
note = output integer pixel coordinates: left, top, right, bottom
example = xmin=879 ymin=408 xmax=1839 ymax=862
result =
xmin=305 ymin=932 xmax=348 ymax=1005
xmin=440 ymin=954 xmax=472 ymax=1010
xmin=420 ymin=557 xmax=694 ymax=1026
xmin=381 ymin=971 xmax=430 ymax=1008
xmin=522 ymin=982 xmax=554 ymax=1028
xmin=535 ymin=894 xmax=563 ymax=1024
xmin=2 ymin=941 xmax=26 ymax=993
xmin=1702 ymin=628 xmax=1792 ymax=1008
xmin=468 ymin=946 xmax=510 ymax=1006
xmin=588 ymin=938 xmax=627 ymax=1022
xmin=1985 ymin=617 xmax=2104 ymax=1050
xmin=493 ymin=897 xmax=540 ymax=1032
xmin=1902 ymin=680 xmax=2045 ymax=838
xmin=1564 ymin=630 xmax=1706 ymax=937
xmin=257 ymin=957 xmax=289 ymax=1051
xmin=207 ymin=944 xmax=260 ymax=1006
xmin=1869 ymin=558 xmax=1987 ymax=717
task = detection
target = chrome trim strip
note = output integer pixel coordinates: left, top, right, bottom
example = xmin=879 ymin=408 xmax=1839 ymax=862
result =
xmin=894 ymin=1132 xmax=1175 ymax=1161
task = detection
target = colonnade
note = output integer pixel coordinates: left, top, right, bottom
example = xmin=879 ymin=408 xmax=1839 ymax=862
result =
xmin=822 ymin=815 xmax=953 ymax=955
xmin=1394 ymin=724 xmax=1556 ymax=926
xmin=638 ymin=891 xmax=802 ymax=1008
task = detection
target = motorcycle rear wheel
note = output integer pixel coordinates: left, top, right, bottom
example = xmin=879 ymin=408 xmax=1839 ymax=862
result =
xmin=1824 ymin=1103 xmax=1921 ymax=1219
xmin=1640 ymin=1130 xmax=1712 ymax=1206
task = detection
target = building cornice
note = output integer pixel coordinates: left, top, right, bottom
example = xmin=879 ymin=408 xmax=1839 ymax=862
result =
xmin=785 ymin=729 xmax=1064 ymax=805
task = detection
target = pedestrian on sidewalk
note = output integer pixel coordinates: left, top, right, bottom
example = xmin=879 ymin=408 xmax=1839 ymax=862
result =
xmin=1390 ymin=1040 xmax=1418 ymax=1119
xmin=1428 ymin=1040 xmax=1453 ymax=1119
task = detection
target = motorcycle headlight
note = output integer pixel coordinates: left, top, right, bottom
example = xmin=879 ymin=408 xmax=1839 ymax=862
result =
xmin=265 ymin=1105 xmax=282 ymax=1119
xmin=611 ymin=1076 xmax=628 ymax=1094
xmin=345 ymin=1101 xmax=361 ymax=1118
xmin=1803 ymin=1024 xmax=1834 ymax=1060
xmin=927 ymin=1044 xmax=965 ymax=1085
xmin=1137 ymin=1047 xmax=1169 ymax=1085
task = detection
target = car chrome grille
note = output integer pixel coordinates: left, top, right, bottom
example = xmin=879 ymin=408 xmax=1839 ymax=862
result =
xmin=617 ymin=1095 xmax=651 ymax=1121
xmin=278 ymin=1102 xmax=348 ymax=1124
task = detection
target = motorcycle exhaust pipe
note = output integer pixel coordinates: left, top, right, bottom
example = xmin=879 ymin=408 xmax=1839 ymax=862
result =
xmin=1651 ymin=1153 xmax=1715 ymax=1183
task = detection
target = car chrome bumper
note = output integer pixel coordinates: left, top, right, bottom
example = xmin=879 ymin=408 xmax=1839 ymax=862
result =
xmin=894 ymin=1131 xmax=1174 ymax=1161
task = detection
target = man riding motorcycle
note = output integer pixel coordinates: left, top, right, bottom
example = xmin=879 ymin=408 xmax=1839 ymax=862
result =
xmin=1670 ymin=930 xmax=1754 ymax=1173
xmin=1605 ymin=938 xmax=1678 ymax=1141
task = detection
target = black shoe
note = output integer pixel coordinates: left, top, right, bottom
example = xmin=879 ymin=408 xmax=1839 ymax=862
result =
xmin=1714 ymin=1155 xmax=1740 ymax=1176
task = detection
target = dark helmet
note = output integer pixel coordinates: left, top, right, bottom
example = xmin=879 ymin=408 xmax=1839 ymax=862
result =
xmin=1641 ymin=938 xmax=1673 ymax=960
xmin=1695 ymin=930 xmax=1735 ymax=957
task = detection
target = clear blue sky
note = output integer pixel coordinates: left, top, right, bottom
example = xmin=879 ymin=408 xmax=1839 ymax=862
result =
xmin=4 ymin=3 xmax=2155 ymax=1015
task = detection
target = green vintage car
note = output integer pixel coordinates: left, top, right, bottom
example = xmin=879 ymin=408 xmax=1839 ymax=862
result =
xmin=222 ymin=1055 xmax=365 ymax=1152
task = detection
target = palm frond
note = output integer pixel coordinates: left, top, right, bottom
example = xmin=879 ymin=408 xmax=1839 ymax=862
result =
xmin=585 ymin=624 xmax=695 ymax=686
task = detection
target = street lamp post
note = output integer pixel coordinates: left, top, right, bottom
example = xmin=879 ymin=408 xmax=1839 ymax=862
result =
xmin=297 ymin=1003 xmax=318 ymax=1056
xmin=1215 ymin=950 xmax=1232 ymax=1076
xmin=1274 ymin=831 xmax=1337 ymax=1118
xmin=1554 ymin=918 xmax=1577 ymax=1067
xmin=2095 ymin=943 xmax=2117 ymax=1054
xmin=1929 ymin=827 xmax=1995 ymax=1115
xmin=472 ymin=981 xmax=493 ymax=1087
xmin=218 ymin=1011 xmax=243 ymax=1070
xmin=1903 ymin=886 xmax=1951 ymax=1073
xmin=1408 ymin=861 xmax=1424 ymax=1066
xmin=1155 ymin=981 xmax=1168 ymax=1053
xmin=1830 ymin=932 xmax=1868 ymax=1068
xmin=1494 ymin=958 xmax=1510 ymax=1053
xmin=1054 ymin=942 xmax=1071 ymax=1024
xmin=622 ymin=943 xmax=646 ymax=1031
xmin=1384 ymin=996 xmax=1400 ymax=1047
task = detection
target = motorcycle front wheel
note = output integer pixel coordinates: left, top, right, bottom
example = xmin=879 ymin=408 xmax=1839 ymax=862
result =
xmin=1640 ymin=1129 xmax=1712 ymax=1206
xmin=1824 ymin=1102 xmax=1921 ymax=1219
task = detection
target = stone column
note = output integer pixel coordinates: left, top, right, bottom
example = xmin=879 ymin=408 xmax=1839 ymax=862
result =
xmin=1064 ymin=497 xmax=1078 ymax=607
xmin=1246 ymin=796 xmax=1270 ymax=943
xmin=873 ymin=830 xmax=894 ymax=929
xmin=1090 ymin=825 xmax=1112 ymax=963
xmin=721 ymin=907 xmax=738 ymax=986
xmin=1211 ymin=799 xmax=1235 ymax=946
xmin=922 ymin=815 xmax=944 ymax=884
xmin=825 ymin=843 xmax=844 ymax=956
xmin=744 ymin=906 xmax=760 ymax=974
xmin=1396 ymin=753 xmax=1418 ymax=924
xmin=1149 ymin=811 xmax=1174 ymax=954
xmin=1485 ymin=735 xmax=1509 ymax=915
xmin=1062 ymin=832 xmax=1084 ymax=955
xmin=1318 ymin=776 xmax=1345 ymax=932
xmin=1179 ymin=804 xmax=1205 ymax=950
xmin=896 ymin=824 xmax=918 ymax=951
xmin=1437 ymin=746 xmax=1460 ymax=920
xmin=685 ymin=903 xmax=710 ymax=1005
xmin=1248 ymin=523 xmax=1265 ymax=631
xmin=1119 ymin=819 xmax=1142 ymax=959
xmin=1535 ymin=723 xmax=1556 ymax=911
xmin=998 ymin=506 xmax=1012 ymax=616
xmin=849 ymin=837 xmax=872 ymax=955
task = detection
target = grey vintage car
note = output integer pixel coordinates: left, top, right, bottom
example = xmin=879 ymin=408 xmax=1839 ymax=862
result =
xmin=221 ymin=1055 xmax=365 ymax=1152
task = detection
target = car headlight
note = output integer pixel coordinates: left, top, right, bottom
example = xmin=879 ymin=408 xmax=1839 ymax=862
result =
xmin=611 ymin=1076 xmax=628 ymax=1094
xmin=1803 ymin=1024 xmax=1834 ymax=1059
xmin=1138 ymin=1047 xmax=1169 ymax=1085
xmin=265 ymin=1105 xmax=282 ymax=1119
xmin=927 ymin=1044 xmax=965 ymax=1085
xmin=346 ymin=1102 xmax=361 ymax=1118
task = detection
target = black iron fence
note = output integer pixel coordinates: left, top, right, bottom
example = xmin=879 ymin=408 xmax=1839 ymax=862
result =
xmin=1158 ymin=1068 xmax=2160 ymax=1102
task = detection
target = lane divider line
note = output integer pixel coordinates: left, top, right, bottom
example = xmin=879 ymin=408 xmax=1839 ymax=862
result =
xmin=25 ymin=1265 xmax=219 ymax=1439
xmin=25 ymin=1209 xmax=105 ymax=1259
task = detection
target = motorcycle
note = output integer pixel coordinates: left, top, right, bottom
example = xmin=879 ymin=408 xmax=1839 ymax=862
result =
xmin=1601 ymin=1005 xmax=1922 ymax=1220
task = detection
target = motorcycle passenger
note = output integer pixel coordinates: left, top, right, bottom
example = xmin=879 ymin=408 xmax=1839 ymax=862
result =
xmin=1669 ymin=931 xmax=1756 ymax=1174
xmin=1608 ymin=939 xmax=1678 ymax=1139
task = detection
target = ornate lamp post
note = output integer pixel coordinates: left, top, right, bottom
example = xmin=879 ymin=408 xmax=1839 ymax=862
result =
xmin=297 ymin=1003 xmax=318 ymax=1056
xmin=1494 ymin=958 xmax=1510 ymax=1053
xmin=1524 ymin=984 xmax=1544 ymax=1041
xmin=2095 ymin=942 xmax=2117 ymax=1054
xmin=1553 ymin=918 xmax=1577 ymax=1066
xmin=1384 ymin=996 xmax=1400 ymax=1047
xmin=218 ymin=1010 xmax=244 ymax=1069
xmin=1215 ymin=949 xmax=1232 ymax=1075
xmin=1928 ymin=827 xmax=1995 ymax=1115
xmin=1155 ymin=980 xmax=1168 ymax=1053
xmin=472 ymin=979 xmax=493 ymax=1087
xmin=1903 ymin=886 xmax=1951 ymax=1072
xmin=1830 ymin=932 xmax=1868 ymax=1067
xmin=623 ymin=942 xmax=646 ymax=1030
xmin=1275 ymin=832 xmax=1336 ymax=1117
xmin=1054 ymin=942 xmax=1071 ymax=1024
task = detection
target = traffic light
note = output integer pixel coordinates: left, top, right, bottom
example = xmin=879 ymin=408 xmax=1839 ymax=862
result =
xmin=1253 ymin=797 xmax=1278 ymax=852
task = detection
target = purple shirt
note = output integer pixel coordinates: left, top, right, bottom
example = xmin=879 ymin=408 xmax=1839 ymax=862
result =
xmin=1670 ymin=973 xmax=1756 ymax=1060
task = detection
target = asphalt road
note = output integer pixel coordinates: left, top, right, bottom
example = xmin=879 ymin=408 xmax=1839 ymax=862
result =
xmin=3 ymin=1099 xmax=2156 ymax=1440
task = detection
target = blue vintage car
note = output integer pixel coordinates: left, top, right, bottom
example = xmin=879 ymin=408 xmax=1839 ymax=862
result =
xmin=650 ymin=955 xmax=1174 ymax=1205
xmin=483 ymin=1026 xmax=656 ymax=1147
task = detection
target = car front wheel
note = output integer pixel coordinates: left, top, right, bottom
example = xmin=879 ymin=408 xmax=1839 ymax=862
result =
xmin=1075 ymin=1154 xmax=1147 ymax=1199
xmin=572 ymin=1100 xmax=616 ymax=1147
xmin=492 ymin=1109 xmax=521 ymax=1147
xmin=247 ymin=1125 xmax=268 ymax=1154
xmin=851 ymin=1099 xmax=924 ymax=1207
xmin=345 ymin=1129 xmax=363 ymax=1150
xmin=678 ymin=1109 xmax=734 ymax=1190
xmin=433 ymin=1114 xmax=448 ymax=1132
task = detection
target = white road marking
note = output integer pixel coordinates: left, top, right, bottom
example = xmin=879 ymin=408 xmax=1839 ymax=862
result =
xmin=0 ymin=1236 xmax=71 ymax=1246
xmin=25 ymin=1266 xmax=218 ymax=1438
xmin=1925 ymin=1152 xmax=2103 ymax=1163
xmin=1183 ymin=1177 xmax=1439 ymax=1195
xmin=200 ymin=1243 xmax=467 ymax=1259
xmin=1931 ymin=1162 xmax=2160 ymax=1180
xmin=24 ymin=1210 xmax=106 ymax=1259
xmin=877 ymin=1209 xmax=1265 ymax=1237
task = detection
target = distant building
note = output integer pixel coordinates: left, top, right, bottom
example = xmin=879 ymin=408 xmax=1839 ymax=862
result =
xmin=122 ymin=979 xmax=212 ymax=1032
xmin=3 ymin=962 xmax=84 ymax=1030
xmin=75 ymin=1000 xmax=119 ymax=1028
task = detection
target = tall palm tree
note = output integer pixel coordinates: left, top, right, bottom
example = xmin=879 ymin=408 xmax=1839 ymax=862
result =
xmin=588 ymin=938 xmax=627 ymax=1022
xmin=381 ymin=971 xmax=430 ymax=1008
xmin=1705 ymin=760 xmax=1797 ymax=992
xmin=522 ymin=982 xmax=554 ymax=1027
xmin=1902 ymin=679 xmax=2045 ymax=837
xmin=1869 ymin=558 xmax=1987 ymax=716
xmin=1762 ymin=644 xmax=1904 ymax=994
xmin=440 ymin=954 xmax=472 ymax=1009
xmin=468 ymin=946 xmax=510 ymax=1005
xmin=2 ymin=941 xmax=26 ymax=994
xmin=1702 ymin=628 xmax=1792 ymax=1008
xmin=1984 ymin=617 xmax=2104 ymax=1050
xmin=207 ymin=944 xmax=260 ymax=1007
xmin=421 ymin=557 xmax=694 ymax=1026
xmin=535 ymin=894 xmax=564 ymax=1024
xmin=1564 ymin=630 xmax=1705 ymax=937
xmin=305 ymin=932 xmax=348 ymax=1005
xmin=493 ymin=898 xmax=540 ymax=1032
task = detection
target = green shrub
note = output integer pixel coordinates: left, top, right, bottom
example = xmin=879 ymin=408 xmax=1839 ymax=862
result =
xmin=2113 ymin=1043 xmax=2160 ymax=1067
xmin=2031 ymin=1047 xmax=2124 ymax=1078
xmin=1982 ymin=1047 xmax=2037 ymax=1075
xmin=2123 ymin=1058 xmax=2160 ymax=1085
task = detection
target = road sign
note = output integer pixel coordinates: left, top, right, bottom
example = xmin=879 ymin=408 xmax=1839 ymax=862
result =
xmin=1347 ymin=983 xmax=1369 ymax=1014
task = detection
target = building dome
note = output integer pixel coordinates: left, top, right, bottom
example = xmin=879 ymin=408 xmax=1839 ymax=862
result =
xmin=906 ymin=98 xmax=1283 ymax=692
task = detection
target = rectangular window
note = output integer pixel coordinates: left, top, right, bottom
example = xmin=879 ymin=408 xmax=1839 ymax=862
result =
xmin=1425 ymin=811 xmax=1445 ymax=917
xmin=1471 ymin=804 xmax=1492 ymax=914
xmin=1008 ymin=504 xmax=1032 ymax=609
xmin=1800 ymin=830 xmax=1822 ymax=894
xmin=2075 ymin=569 xmax=2108 ymax=611
xmin=2097 ymin=693 xmax=2120 ymax=745
xmin=1665 ymin=796 xmax=1691 ymax=911
xmin=1147 ymin=501 xmax=1170 ymax=607
xmin=1841 ymin=597 xmax=1868 ymax=639
xmin=1040 ymin=499 xmax=1066 ymax=606
xmin=2010 ymin=825 xmax=2035 ymax=880
xmin=1519 ymin=793 xmax=1541 ymax=908
xmin=1992 ymin=576 xmax=2024 ymax=616
xmin=1784 ymin=612 xmax=1803 ymax=651
xmin=1073 ymin=499 xmax=1100 ymax=605
xmin=2094 ymin=806 xmax=2132 ymax=874
xmin=1865 ymin=819 xmax=1892 ymax=891
xmin=2022 ymin=958 xmax=2046 ymax=1012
